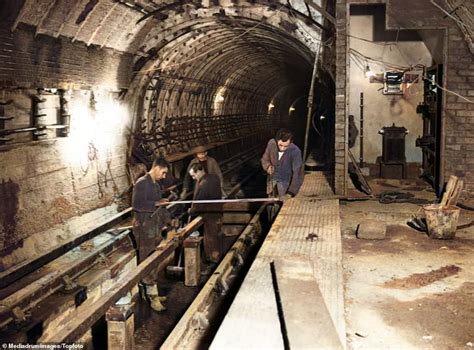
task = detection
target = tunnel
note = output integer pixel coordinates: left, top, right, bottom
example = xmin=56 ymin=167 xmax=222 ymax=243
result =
xmin=1 ymin=0 xmax=474 ymax=348
xmin=0 ymin=0 xmax=336 ymax=269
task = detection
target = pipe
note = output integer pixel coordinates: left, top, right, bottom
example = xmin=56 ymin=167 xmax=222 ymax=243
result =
xmin=359 ymin=92 xmax=364 ymax=168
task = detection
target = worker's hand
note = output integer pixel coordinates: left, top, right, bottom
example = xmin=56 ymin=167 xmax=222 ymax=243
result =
xmin=168 ymin=191 xmax=178 ymax=201
xmin=279 ymin=193 xmax=292 ymax=202
xmin=266 ymin=165 xmax=274 ymax=175
xmin=179 ymin=190 xmax=188 ymax=200
xmin=157 ymin=198 xmax=169 ymax=206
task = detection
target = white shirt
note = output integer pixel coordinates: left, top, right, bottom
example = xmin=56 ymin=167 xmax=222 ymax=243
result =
xmin=278 ymin=151 xmax=284 ymax=160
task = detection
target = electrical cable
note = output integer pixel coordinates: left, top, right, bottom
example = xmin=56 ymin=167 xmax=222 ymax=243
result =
xmin=349 ymin=47 xmax=474 ymax=103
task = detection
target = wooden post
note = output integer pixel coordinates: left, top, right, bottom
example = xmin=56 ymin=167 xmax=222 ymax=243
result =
xmin=303 ymin=53 xmax=319 ymax=163
xmin=106 ymin=304 xmax=134 ymax=350
xmin=184 ymin=236 xmax=202 ymax=287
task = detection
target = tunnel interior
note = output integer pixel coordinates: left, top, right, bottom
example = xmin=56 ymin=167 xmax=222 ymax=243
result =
xmin=126 ymin=2 xmax=335 ymax=168
xmin=0 ymin=0 xmax=335 ymax=274
xmin=1 ymin=0 xmax=474 ymax=348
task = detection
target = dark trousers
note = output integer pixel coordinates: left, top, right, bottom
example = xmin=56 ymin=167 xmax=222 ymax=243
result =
xmin=202 ymin=213 xmax=223 ymax=263
xmin=133 ymin=212 xmax=163 ymax=284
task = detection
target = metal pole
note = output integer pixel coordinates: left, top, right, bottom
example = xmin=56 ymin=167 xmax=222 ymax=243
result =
xmin=359 ymin=92 xmax=364 ymax=168
xmin=303 ymin=54 xmax=319 ymax=163
xmin=158 ymin=197 xmax=280 ymax=207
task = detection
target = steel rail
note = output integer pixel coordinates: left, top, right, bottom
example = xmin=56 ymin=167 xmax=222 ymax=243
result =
xmin=40 ymin=217 xmax=203 ymax=344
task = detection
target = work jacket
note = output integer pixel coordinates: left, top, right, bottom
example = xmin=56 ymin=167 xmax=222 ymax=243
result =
xmin=261 ymin=139 xmax=304 ymax=196
xmin=182 ymin=156 xmax=224 ymax=196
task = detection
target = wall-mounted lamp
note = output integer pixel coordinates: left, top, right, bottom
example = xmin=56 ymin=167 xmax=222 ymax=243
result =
xmin=289 ymin=106 xmax=295 ymax=113
xmin=365 ymin=65 xmax=375 ymax=78
xmin=268 ymin=102 xmax=275 ymax=113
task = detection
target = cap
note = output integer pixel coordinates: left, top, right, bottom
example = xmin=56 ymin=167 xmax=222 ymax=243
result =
xmin=194 ymin=146 xmax=207 ymax=153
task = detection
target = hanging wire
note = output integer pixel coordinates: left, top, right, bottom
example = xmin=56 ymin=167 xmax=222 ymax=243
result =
xmin=349 ymin=47 xmax=474 ymax=103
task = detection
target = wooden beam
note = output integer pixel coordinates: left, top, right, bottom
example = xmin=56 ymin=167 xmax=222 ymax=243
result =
xmin=305 ymin=0 xmax=336 ymax=24
xmin=303 ymin=53 xmax=319 ymax=163
xmin=162 ymin=205 xmax=267 ymax=349
xmin=274 ymin=258 xmax=343 ymax=349
xmin=40 ymin=216 xmax=203 ymax=343
xmin=0 ymin=208 xmax=132 ymax=288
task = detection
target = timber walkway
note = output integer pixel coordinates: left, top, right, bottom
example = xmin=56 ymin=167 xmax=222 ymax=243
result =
xmin=211 ymin=172 xmax=346 ymax=349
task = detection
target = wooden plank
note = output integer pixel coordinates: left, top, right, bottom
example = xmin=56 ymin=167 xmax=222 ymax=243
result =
xmin=305 ymin=0 xmax=337 ymax=24
xmin=210 ymin=259 xmax=285 ymax=350
xmin=222 ymin=202 xmax=256 ymax=211
xmin=223 ymin=213 xmax=253 ymax=224
xmin=441 ymin=175 xmax=463 ymax=207
xmin=447 ymin=179 xmax=463 ymax=207
xmin=163 ymin=204 xmax=268 ymax=349
xmin=440 ymin=175 xmax=457 ymax=207
xmin=0 ymin=208 xmax=132 ymax=288
xmin=40 ymin=217 xmax=203 ymax=343
xmin=274 ymin=258 xmax=343 ymax=350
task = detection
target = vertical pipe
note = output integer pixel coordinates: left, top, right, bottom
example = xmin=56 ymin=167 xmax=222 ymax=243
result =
xmin=303 ymin=54 xmax=319 ymax=163
xmin=359 ymin=92 xmax=364 ymax=168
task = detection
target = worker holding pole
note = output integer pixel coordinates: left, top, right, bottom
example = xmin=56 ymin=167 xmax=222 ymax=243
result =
xmin=132 ymin=157 xmax=170 ymax=312
xmin=261 ymin=129 xmax=304 ymax=218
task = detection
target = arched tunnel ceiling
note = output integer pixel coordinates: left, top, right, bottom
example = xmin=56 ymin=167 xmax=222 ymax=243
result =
xmin=11 ymin=1 xmax=329 ymax=99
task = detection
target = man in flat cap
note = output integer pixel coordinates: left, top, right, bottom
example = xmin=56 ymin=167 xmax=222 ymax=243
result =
xmin=180 ymin=145 xmax=225 ymax=200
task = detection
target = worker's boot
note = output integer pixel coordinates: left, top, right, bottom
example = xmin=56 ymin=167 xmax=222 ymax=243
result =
xmin=145 ymin=284 xmax=167 ymax=312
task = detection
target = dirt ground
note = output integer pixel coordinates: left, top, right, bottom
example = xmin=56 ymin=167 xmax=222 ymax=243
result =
xmin=342 ymin=179 xmax=474 ymax=349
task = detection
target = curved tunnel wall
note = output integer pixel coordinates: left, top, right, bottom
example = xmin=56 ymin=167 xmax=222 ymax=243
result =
xmin=0 ymin=0 xmax=329 ymax=269
xmin=128 ymin=4 xmax=322 ymax=159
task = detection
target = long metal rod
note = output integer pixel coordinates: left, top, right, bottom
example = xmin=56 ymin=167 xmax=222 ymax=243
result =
xmin=160 ymin=197 xmax=279 ymax=207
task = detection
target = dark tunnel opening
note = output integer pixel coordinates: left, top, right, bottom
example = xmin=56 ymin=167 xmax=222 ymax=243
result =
xmin=124 ymin=6 xmax=335 ymax=175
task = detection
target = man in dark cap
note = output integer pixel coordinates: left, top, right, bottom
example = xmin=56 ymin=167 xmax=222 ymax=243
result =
xmin=180 ymin=145 xmax=225 ymax=199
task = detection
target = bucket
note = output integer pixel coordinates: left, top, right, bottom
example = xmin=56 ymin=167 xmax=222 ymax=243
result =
xmin=423 ymin=204 xmax=460 ymax=240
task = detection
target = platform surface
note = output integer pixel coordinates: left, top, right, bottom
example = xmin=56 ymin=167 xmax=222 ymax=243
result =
xmin=211 ymin=172 xmax=346 ymax=349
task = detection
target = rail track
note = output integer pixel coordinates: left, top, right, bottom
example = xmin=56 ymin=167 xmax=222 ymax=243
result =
xmin=0 ymin=144 xmax=273 ymax=348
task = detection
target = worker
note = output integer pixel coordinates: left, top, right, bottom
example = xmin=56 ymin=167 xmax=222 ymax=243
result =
xmin=188 ymin=163 xmax=223 ymax=275
xmin=261 ymin=128 xmax=304 ymax=204
xmin=132 ymin=157 xmax=170 ymax=312
xmin=181 ymin=146 xmax=225 ymax=200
